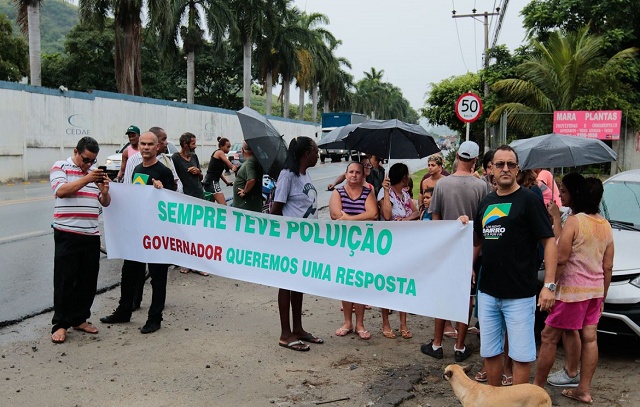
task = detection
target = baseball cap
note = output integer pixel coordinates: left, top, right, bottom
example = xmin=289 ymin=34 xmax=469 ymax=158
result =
xmin=125 ymin=125 xmax=140 ymax=135
xmin=458 ymin=141 xmax=479 ymax=159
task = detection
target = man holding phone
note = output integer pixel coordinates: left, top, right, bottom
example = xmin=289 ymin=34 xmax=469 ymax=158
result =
xmin=49 ymin=137 xmax=111 ymax=344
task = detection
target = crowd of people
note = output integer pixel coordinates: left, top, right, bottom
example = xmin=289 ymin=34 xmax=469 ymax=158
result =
xmin=50 ymin=133 xmax=613 ymax=402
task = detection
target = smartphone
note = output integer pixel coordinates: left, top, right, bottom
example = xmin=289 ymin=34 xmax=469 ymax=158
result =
xmin=96 ymin=166 xmax=107 ymax=183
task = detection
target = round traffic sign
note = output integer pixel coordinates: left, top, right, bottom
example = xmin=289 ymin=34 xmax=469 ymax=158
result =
xmin=455 ymin=93 xmax=483 ymax=123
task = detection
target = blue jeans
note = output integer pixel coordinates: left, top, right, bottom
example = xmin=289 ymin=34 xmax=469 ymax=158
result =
xmin=478 ymin=291 xmax=537 ymax=362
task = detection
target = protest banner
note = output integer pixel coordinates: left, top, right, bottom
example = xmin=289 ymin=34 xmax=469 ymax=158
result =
xmin=103 ymin=184 xmax=473 ymax=322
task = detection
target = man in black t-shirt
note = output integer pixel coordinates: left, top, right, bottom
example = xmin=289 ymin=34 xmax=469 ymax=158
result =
xmin=101 ymin=132 xmax=176 ymax=334
xmin=472 ymin=145 xmax=557 ymax=387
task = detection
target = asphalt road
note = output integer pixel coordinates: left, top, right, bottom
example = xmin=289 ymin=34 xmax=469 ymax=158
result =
xmin=0 ymin=159 xmax=427 ymax=325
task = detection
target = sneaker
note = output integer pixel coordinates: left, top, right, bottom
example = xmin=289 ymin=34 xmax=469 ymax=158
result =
xmin=454 ymin=346 xmax=473 ymax=362
xmin=420 ymin=340 xmax=444 ymax=359
xmin=140 ymin=320 xmax=161 ymax=334
xmin=99 ymin=311 xmax=131 ymax=324
xmin=547 ymin=368 xmax=580 ymax=387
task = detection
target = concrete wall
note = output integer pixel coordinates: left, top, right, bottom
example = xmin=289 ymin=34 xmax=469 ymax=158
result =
xmin=612 ymin=128 xmax=640 ymax=174
xmin=0 ymin=81 xmax=321 ymax=182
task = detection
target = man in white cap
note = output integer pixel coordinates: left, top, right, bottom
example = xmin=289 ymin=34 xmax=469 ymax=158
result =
xmin=421 ymin=140 xmax=488 ymax=362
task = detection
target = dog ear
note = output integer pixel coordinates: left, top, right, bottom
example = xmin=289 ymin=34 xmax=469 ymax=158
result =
xmin=461 ymin=365 xmax=472 ymax=373
xmin=443 ymin=369 xmax=453 ymax=380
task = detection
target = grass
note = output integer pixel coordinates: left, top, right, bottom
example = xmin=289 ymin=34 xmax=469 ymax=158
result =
xmin=410 ymin=168 xmax=429 ymax=199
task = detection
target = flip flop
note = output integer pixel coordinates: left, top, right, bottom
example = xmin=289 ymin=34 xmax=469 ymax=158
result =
xmin=468 ymin=326 xmax=480 ymax=335
xmin=382 ymin=330 xmax=396 ymax=339
xmin=562 ymin=389 xmax=593 ymax=404
xmin=73 ymin=322 xmax=99 ymax=334
xmin=195 ymin=270 xmax=209 ymax=276
xmin=357 ymin=330 xmax=371 ymax=340
xmin=400 ymin=329 xmax=413 ymax=339
xmin=475 ymin=371 xmax=488 ymax=382
xmin=299 ymin=334 xmax=324 ymax=344
xmin=502 ymin=374 xmax=513 ymax=386
xmin=335 ymin=327 xmax=353 ymax=337
xmin=279 ymin=340 xmax=310 ymax=352
xmin=179 ymin=267 xmax=191 ymax=274
xmin=51 ymin=328 xmax=67 ymax=344
xmin=444 ymin=329 xmax=458 ymax=339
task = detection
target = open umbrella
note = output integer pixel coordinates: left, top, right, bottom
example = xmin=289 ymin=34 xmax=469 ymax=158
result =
xmin=510 ymin=133 xmax=617 ymax=170
xmin=236 ymin=107 xmax=288 ymax=180
xmin=343 ymin=119 xmax=440 ymax=160
xmin=317 ymin=124 xmax=360 ymax=149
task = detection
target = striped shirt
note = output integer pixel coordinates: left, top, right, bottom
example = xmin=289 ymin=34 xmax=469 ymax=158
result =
xmin=336 ymin=186 xmax=372 ymax=215
xmin=124 ymin=152 xmax=182 ymax=193
xmin=50 ymin=158 xmax=101 ymax=235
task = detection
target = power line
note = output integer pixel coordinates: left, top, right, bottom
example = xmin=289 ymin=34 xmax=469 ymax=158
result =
xmin=452 ymin=0 xmax=470 ymax=72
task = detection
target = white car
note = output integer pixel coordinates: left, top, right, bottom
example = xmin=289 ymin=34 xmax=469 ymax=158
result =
xmin=103 ymin=141 xmax=179 ymax=179
xmin=598 ymin=169 xmax=640 ymax=338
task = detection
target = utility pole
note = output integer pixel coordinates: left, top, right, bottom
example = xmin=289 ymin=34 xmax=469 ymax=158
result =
xmin=452 ymin=8 xmax=500 ymax=153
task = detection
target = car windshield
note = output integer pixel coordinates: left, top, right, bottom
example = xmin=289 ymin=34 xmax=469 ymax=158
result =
xmin=601 ymin=180 xmax=640 ymax=227
xmin=230 ymin=142 xmax=242 ymax=152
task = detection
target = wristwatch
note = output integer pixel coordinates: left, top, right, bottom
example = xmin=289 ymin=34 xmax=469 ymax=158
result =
xmin=543 ymin=282 xmax=557 ymax=292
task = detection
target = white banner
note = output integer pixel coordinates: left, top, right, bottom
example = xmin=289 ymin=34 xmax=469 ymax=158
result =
xmin=103 ymin=184 xmax=473 ymax=322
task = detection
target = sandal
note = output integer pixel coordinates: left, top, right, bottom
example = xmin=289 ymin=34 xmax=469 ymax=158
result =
xmin=562 ymin=389 xmax=593 ymax=404
xmin=475 ymin=371 xmax=488 ymax=382
xmin=335 ymin=327 xmax=353 ymax=337
xmin=195 ymin=270 xmax=209 ymax=276
xmin=179 ymin=267 xmax=190 ymax=274
xmin=502 ymin=374 xmax=513 ymax=386
xmin=73 ymin=322 xmax=99 ymax=334
xmin=400 ymin=329 xmax=413 ymax=339
xmin=382 ymin=330 xmax=396 ymax=339
xmin=357 ymin=330 xmax=371 ymax=340
xmin=468 ymin=326 xmax=480 ymax=335
xmin=51 ymin=328 xmax=67 ymax=344
xmin=444 ymin=329 xmax=458 ymax=339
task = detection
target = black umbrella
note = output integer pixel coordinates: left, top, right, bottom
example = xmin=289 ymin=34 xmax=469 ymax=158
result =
xmin=317 ymin=124 xmax=360 ymax=149
xmin=236 ymin=107 xmax=288 ymax=180
xmin=343 ymin=119 xmax=440 ymax=160
xmin=510 ymin=133 xmax=617 ymax=170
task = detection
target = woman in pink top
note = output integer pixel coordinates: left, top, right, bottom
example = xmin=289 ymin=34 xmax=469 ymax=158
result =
xmin=534 ymin=178 xmax=614 ymax=404
xmin=535 ymin=169 xmax=562 ymax=207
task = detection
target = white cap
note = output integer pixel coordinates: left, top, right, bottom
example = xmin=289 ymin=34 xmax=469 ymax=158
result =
xmin=458 ymin=141 xmax=479 ymax=159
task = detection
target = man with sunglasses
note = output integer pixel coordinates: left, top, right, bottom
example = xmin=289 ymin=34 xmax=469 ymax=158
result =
xmin=49 ymin=137 xmax=111 ymax=344
xmin=471 ymin=144 xmax=557 ymax=387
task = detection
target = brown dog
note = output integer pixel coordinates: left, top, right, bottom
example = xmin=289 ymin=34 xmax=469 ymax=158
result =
xmin=443 ymin=364 xmax=552 ymax=407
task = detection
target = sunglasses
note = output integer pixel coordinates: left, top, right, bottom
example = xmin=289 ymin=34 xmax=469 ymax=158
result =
xmin=79 ymin=153 xmax=97 ymax=165
xmin=493 ymin=161 xmax=518 ymax=170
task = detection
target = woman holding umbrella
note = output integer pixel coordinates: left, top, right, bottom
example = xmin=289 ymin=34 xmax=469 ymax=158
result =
xmin=271 ymin=136 xmax=323 ymax=352
xmin=329 ymin=161 xmax=378 ymax=340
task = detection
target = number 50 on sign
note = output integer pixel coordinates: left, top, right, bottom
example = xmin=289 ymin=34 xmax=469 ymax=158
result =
xmin=455 ymin=93 xmax=483 ymax=123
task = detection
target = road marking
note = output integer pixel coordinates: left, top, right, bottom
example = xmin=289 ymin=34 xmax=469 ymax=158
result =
xmin=0 ymin=196 xmax=52 ymax=207
xmin=0 ymin=230 xmax=52 ymax=245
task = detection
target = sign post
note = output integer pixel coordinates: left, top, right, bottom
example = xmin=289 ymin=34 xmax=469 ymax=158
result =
xmin=455 ymin=92 xmax=483 ymax=141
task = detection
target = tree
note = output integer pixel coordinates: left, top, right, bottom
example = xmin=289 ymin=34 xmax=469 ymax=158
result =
xmin=79 ymin=0 xmax=166 ymax=95
xmin=0 ymin=12 xmax=28 ymax=81
xmin=228 ymin=0 xmax=288 ymax=107
xmin=489 ymin=27 xmax=639 ymax=135
xmin=352 ymin=68 xmax=418 ymax=122
xmin=13 ymin=0 xmax=41 ymax=85
xmin=157 ymin=0 xmax=234 ymax=104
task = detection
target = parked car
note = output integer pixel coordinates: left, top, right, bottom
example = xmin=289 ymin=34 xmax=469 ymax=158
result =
xmin=537 ymin=169 xmax=640 ymax=338
xmin=227 ymin=142 xmax=245 ymax=166
xmin=319 ymin=147 xmax=349 ymax=163
xmin=598 ymin=169 xmax=640 ymax=338
xmin=103 ymin=141 xmax=179 ymax=179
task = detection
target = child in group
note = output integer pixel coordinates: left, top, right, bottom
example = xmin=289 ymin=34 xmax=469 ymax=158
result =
xmin=419 ymin=187 xmax=434 ymax=221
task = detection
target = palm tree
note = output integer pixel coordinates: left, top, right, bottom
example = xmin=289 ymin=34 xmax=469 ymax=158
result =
xmin=14 ymin=0 xmax=41 ymax=86
xmin=489 ymin=27 xmax=638 ymax=135
xmin=79 ymin=0 xmax=167 ymax=95
xmin=157 ymin=0 xmax=234 ymax=104
xmin=228 ymin=0 xmax=289 ymax=107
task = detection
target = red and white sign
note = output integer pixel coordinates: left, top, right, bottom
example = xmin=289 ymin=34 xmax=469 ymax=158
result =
xmin=455 ymin=93 xmax=483 ymax=123
xmin=553 ymin=110 xmax=621 ymax=140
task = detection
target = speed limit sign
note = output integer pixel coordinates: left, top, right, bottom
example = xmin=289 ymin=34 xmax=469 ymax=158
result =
xmin=455 ymin=92 xmax=483 ymax=123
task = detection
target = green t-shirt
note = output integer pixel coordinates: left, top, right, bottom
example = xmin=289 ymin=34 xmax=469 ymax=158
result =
xmin=233 ymin=156 xmax=264 ymax=212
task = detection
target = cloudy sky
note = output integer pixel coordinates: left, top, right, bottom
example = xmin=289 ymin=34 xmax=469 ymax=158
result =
xmin=293 ymin=0 xmax=529 ymax=110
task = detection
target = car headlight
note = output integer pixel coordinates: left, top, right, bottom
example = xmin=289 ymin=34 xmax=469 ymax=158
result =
xmin=105 ymin=159 xmax=113 ymax=165
xmin=630 ymin=275 xmax=640 ymax=289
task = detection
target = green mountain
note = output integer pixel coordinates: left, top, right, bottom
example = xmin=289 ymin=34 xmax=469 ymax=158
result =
xmin=0 ymin=0 xmax=78 ymax=54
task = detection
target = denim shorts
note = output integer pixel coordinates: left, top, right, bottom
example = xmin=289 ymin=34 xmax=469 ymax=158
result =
xmin=478 ymin=291 xmax=537 ymax=362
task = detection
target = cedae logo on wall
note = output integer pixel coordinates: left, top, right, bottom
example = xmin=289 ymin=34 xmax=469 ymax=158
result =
xmin=66 ymin=114 xmax=91 ymax=136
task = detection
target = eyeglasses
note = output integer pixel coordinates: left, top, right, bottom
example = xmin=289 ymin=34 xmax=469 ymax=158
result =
xmin=493 ymin=161 xmax=518 ymax=170
xmin=79 ymin=153 xmax=97 ymax=165
xmin=364 ymin=163 xmax=373 ymax=168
